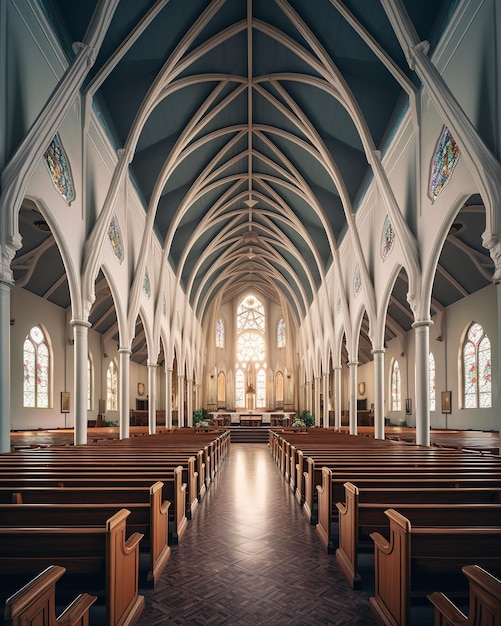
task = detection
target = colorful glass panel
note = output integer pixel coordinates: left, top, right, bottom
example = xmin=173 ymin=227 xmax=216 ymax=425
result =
xmin=429 ymin=126 xmax=460 ymax=202
xmin=23 ymin=325 xmax=49 ymax=408
xmin=216 ymin=318 xmax=225 ymax=348
xmin=463 ymin=323 xmax=491 ymax=408
xmin=429 ymin=352 xmax=436 ymax=411
xmin=277 ymin=318 xmax=286 ymax=348
xmin=143 ymin=268 xmax=151 ymax=298
xmin=44 ymin=133 xmax=75 ymax=203
xmin=235 ymin=369 xmax=245 ymax=406
xmin=380 ymin=215 xmax=395 ymax=260
xmin=106 ymin=361 xmax=118 ymax=411
xmin=108 ymin=214 xmax=124 ymax=263
xmin=353 ymin=264 xmax=361 ymax=295
xmin=256 ymin=369 xmax=266 ymax=407
xmin=237 ymin=295 xmax=265 ymax=332
xmin=391 ymin=360 xmax=401 ymax=411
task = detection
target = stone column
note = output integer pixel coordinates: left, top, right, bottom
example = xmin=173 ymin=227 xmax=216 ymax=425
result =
xmin=178 ymin=375 xmax=185 ymax=427
xmin=333 ymin=366 xmax=342 ymax=431
xmin=314 ymin=377 xmax=321 ymax=427
xmin=322 ymin=372 xmax=329 ymax=428
xmin=372 ymin=348 xmax=385 ymax=440
xmin=119 ymin=348 xmax=131 ymax=439
xmin=71 ymin=319 xmax=91 ymax=445
xmin=165 ymin=368 xmax=173 ymax=429
xmin=148 ymin=361 xmax=157 ymax=435
xmin=186 ymin=378 xmax=193 ymax=427
xmin=0 ymin=280 xmax=12 ymax=453
xmin=348 ymin=361 xmax=359 ymax=435
xmin=413 ymin=320 xmax=433 ymax=446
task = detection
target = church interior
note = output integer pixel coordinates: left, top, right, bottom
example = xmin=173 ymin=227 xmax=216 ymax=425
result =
xmin=1 ymin=0 xmax=501 ymax=624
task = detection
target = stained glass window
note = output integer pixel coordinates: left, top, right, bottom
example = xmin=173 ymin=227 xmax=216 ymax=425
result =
xmin=143 ymin=268 xmax=151 ymax=298
xmin=380 ymin=215 xmax=395 ymax=260
xmin=353 ymin=264 xmax=361 ymax=295
xmin=429 ymin=352 xmax=436 ymax=411
xmin=235 ymin=369 xmax=245 ymax=406
xmin=216 ymin=318 xmax=225 ymax=348
xmin=256 ymin=368 xmax=266 ymax=407
xmin=44 ymin=133 xmax=75 ymax=203
xmin=391 ymin=359 xmax=401 ymax=411
xmin=108 ymin=214 xmax=124 ymax=263
xmin=237 ymin=295 xmax=265 ymax=332
xmin=277 ymin=317 xmax=286 ymax=348
xmin=429 ymin=126 xmax=460 ymax=202
xmin=463 ymin=322 xmax=492 ymax=408
xmin=106 ymin=360 xmax=118 ymax=411
xmin=23 ymin=325 xmax=50 ymax=408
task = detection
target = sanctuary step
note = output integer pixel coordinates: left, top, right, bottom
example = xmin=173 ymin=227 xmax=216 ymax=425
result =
xmin=229 ymin=425 xmax=270 ymax=444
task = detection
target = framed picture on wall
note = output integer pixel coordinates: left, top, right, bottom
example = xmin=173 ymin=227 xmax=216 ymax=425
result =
xmin=61 ymin=391 xmax=70 ymax=413
xmin=441 ymin=391 xmax=452 ymax=414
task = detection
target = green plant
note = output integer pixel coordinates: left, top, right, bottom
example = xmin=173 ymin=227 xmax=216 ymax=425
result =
xmin=103 ymin=419 xmax=118 ymax=427
xmin=301 ymin=410 xmax=314 ymax=427
xmin=193 ymin=408 xmax=209 ymax=426
xmin=292 ymin=418 xmax=306 ymax=428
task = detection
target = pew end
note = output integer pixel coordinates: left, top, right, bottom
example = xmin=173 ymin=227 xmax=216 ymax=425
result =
xmin=427 ymin=565 xmax=501 ymax=626
xmin=3 ymin=565 xmax=96 ymax=626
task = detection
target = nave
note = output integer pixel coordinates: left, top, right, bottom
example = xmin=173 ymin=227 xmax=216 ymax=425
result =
xmin=136 ymin=443 xmax=377 ymax=626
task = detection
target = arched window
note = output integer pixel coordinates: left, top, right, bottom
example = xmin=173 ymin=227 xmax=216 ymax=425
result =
xmin=23 ymin=325 xmax=50 ymax=408
xmin=275 ymin=371 xmax=284 ymax=406
xmin=463 ymin=322 xmax=492 ymax=408
xmin=106 ymin=360 xmax=118 ymax=411
xmin=429 ymin=352 xmax=436 ymax=411
xmin=256 ymin=368 xmax=266 ymax=407
xmin=277 ymin=317 xmax=286 ymax=348
xmin=236 ymin=295 xmax=266 ymax=408
xmin=391 ymin=360 xmax=401 ymax=411
xmin=216 ymin=318 xmax=225 ymax=348
xmin=235 ymin=369 xmax=245 ymax=407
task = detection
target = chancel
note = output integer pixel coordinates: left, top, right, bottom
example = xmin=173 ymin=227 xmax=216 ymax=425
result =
xmin=1 ymin=0 xmax=501 ymax=624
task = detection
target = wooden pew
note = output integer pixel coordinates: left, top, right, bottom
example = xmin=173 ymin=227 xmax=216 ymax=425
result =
xmin=2 ymin=565 xmax=96 ymax=626
xmin=0 ymin=467 xmax=187 ymax=545
xmin=1 ymin=482 xmax=170 ymax=588
xmin=369 ymin=508 xmax=501 ymax=626
xmin=0 ymin=508 xmax=144 ymax=626
xmin=427 ymin=565 xmax=501 ymax=626
xmin=302 ymin=459 xmax=501 ymax=524
xmin=329 ymin=480 xmax=501 ymax=588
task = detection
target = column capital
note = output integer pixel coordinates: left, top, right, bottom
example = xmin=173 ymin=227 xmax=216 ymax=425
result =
xmin=371 ymin=348 xmax=385 ymax=355
xmin=118 ymin=347 xmax=132 ymax=355
xmin=347 ymin=361 xmax=359 ymax=367
xmin=411 ymin=319 xmax=434 ymax=330
xmin=70 ymin=318 xmax=92 ymax=329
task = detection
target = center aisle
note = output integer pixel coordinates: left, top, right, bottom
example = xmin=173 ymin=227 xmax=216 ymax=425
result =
xmin=137 ymin=443 xmax=377 ymax=625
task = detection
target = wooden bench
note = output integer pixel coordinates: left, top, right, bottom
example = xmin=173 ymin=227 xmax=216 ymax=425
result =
xmin=427 ymin=565 xmax=501 ymax=626
xmin=2 ymin=565 xmax=96 ymax=626
xmin=329 ymin=480 xmax=501 ymax=588
xmin=0 ymin=482 xmax=170 ymax=587
xmin=0 ymin=508 xmax=144 ymax=626
xmin=0 ymin=467 xmax=187 ymax=545
xmin=369 ymin=508 xmax=501 ymax=626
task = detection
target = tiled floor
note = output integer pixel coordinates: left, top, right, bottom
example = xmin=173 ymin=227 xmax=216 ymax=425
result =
xmin=136 ymin=443 xmax=378 ymax=625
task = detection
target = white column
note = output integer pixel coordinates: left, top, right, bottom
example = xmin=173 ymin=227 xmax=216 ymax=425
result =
xmin=307 ymin=379 xmax=313 ymax=414
xmin=314 ymin=377 xmax=321 ymax=427
xmin=148 ymin=361 xmax=157 ymax=435
xmin=119 ymin=348 xmax=131 ymax=439
xmin=413 ymin=320 xmax=433 ymax=446
xmin=0 ymin=281 xmax=12 ymax=453
xmin=165 ymin=368 xmax=173 ymax=429
xmin=348 ymin=361 xmax=358 ymax=435
xmin=71 ymin=319 xmax=91 ymax=445
xmin=322 ymin=372 xmax=329 ymax=428
xmin=372 ymin=348 xmax=385 ymax=440
xmin=186 ymin=378 xmax=193 ymax=427
xmin=333 ymin=366 xmax=342 ymax=431
xmin=178 ymin=375 xmax=185 ymax=427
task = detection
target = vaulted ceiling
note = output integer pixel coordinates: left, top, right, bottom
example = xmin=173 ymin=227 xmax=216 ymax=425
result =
xmin=14 ymin=0 xmax=494 ymax=364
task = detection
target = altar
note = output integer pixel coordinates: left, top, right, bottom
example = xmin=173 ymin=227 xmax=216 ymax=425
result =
xmin=209 ymin=411 xmax=294 ymax=426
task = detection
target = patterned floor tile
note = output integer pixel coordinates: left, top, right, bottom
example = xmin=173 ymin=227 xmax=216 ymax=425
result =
xmin=136 ymin=443 xmax=378 ymax=626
